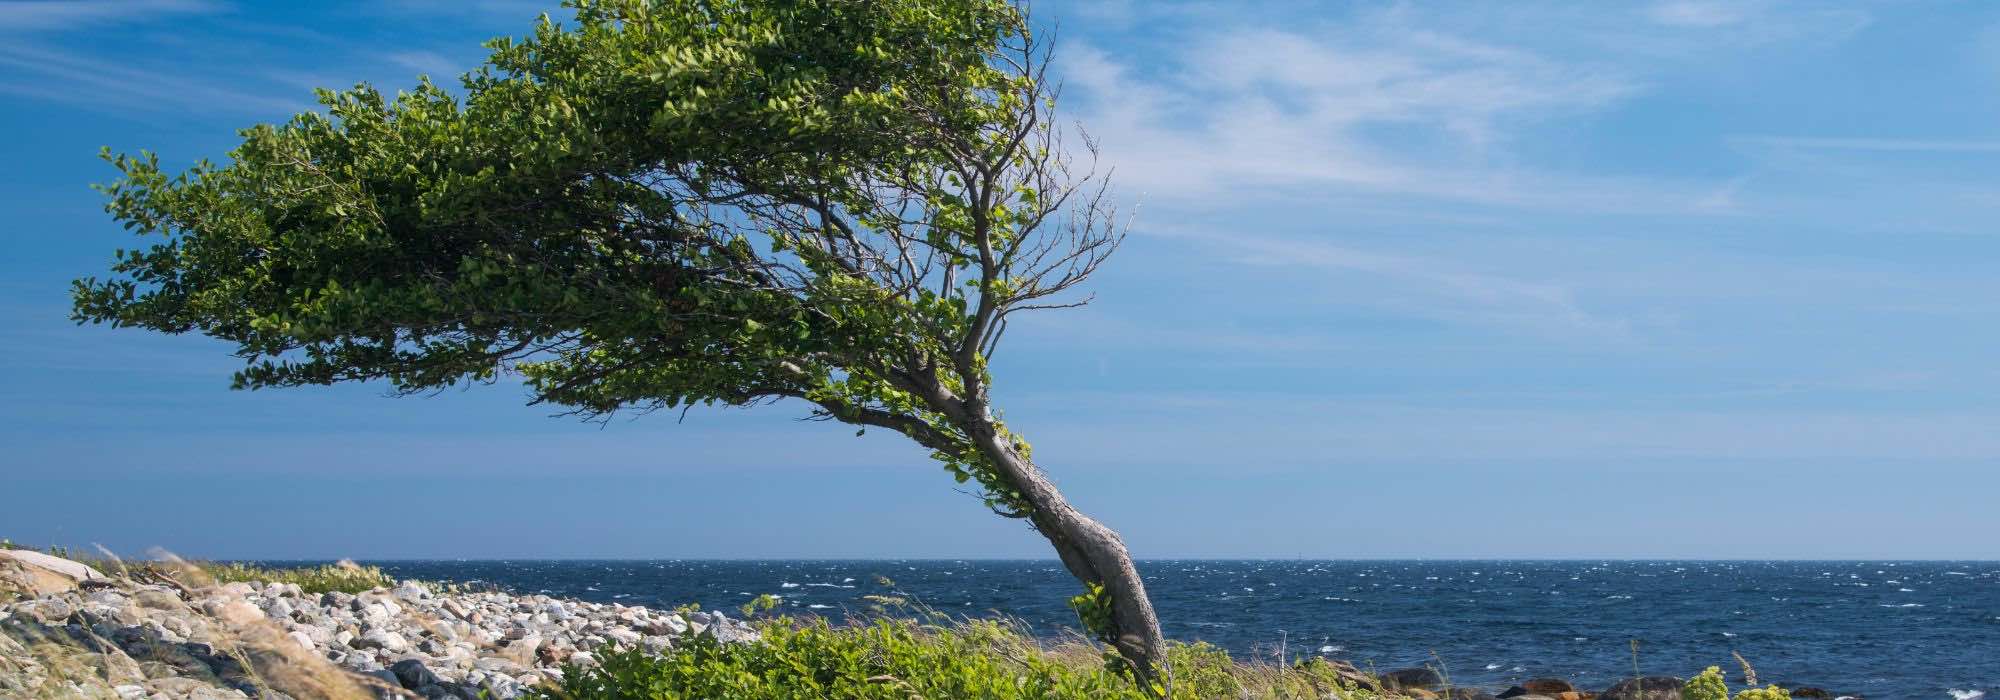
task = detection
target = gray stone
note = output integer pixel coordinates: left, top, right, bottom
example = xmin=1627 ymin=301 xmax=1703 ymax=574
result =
xmin=700 ymin=620 xmax=759 ymax=645
xmin=358 ymin=668 xmax=402 ymax=691
xmin=393 ymin=581 xmax=431 ymax=602
xmin=15 ymin=597 xmax=75 ymax=624
xmin=482 ymin=673 xmax=525 ymax=700
xmin=645 ymin=614 xmax=688 ymax=636
xmin=391 ymin=658 xmax=442 ymax=689
xmin=355 ymin=629 xmax=410 ymax=653
xmin=1380 ymin=668 xmax=1444 ymax=691
xmin=1601 ymin=676 xmax=1686 ymax=700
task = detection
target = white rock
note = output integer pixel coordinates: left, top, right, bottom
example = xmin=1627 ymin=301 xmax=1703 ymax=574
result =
xmin=482 ymin=674 xmax=525 ymax=700
xmin=604 ymin=628 xmax=642 ymax=647
xmin=356 ymin=629 xmax=409 ymax=652
xmin=649 ymin=614 xmax=689 ymax=636
xmin=393 ymin=580 xmax=430 ymax=601
xmin=0 ymin=550 xmax=105 ymax=581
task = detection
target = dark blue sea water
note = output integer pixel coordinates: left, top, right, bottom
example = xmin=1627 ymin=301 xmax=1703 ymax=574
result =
xmin=353 ymin=560 xmax=1999 ymax=699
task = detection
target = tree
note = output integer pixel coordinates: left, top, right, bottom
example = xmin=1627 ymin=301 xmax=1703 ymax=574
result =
xmin=73 ymin=0 xmax=1169 ymax=687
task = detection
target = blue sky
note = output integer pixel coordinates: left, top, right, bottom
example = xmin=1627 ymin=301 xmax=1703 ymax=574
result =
xmin=5 ymin=0 xmax=2000 ymax=560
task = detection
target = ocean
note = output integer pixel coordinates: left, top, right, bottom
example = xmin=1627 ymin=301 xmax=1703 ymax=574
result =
xmin=348 ymin=560 xmax=1999 ymax=699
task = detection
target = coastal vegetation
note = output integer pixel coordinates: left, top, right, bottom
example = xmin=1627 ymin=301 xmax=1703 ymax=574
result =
xmin=72 ymin=0 xmax=1166 ymax=682
xmin=534 ymin=618 xmax=1379 ymax=700
xmin=112 ymin=560 xmax=398 ymax=596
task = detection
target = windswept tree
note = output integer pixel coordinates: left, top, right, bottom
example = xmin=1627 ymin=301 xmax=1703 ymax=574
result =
xmin=73 ymin=0 xmax=1169 ymax=686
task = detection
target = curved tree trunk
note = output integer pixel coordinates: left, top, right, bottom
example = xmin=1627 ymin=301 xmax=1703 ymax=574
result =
xmin=965 ymin=421 xmax=1168 ymax=691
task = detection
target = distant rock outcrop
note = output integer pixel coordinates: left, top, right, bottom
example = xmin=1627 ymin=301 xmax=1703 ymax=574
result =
xmin=0 ymin=549 xmax=105 ymax=599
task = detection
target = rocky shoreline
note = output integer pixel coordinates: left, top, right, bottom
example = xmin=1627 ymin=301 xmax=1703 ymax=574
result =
xmin=1 ymin=550 xmax=1872 ymax=700
xmin=1 ymin=550 xmax=758 ymax=699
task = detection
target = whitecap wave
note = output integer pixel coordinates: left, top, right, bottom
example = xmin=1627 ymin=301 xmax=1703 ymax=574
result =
xmin=1947 ymin=690 xmax=1983 ymax=700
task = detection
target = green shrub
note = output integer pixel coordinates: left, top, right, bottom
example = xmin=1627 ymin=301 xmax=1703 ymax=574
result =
xmin=537 ymin=618 xmax=1147 ymax=700
xmin=1684 ymin=666 xmax=1731 ymax=700
xmin=1682 ymin=666 xmax=1791 ymax=700
xmin=533 ymin=616 xmax=1381 ymax=700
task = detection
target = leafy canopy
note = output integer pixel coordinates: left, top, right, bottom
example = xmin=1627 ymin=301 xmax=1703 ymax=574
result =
xmin=75 ymin=0 xmax=1118 ymax=514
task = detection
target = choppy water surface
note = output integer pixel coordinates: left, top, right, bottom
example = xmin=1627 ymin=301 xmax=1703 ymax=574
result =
xmin=358 ymin=560 xmax=1998 ymax=698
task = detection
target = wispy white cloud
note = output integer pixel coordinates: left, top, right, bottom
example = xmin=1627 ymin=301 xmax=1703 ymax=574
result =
xmin=1063 ymin=14 xmax=1721 ymax=214
xmin=1646 ymin=0 xmax=1756 ymax=28
xmin=1062 ymin=3 xmax=1872 ymax=215
xmin=0 ymin=0 xmax=217 ymax=32
xmin=1146 ymin=225 xmax=1632 ymax=341
xmin=0 ymin=43 xmax=305 ymax=115
xmin=1009 ymin=391 xmax=2000 ymax=466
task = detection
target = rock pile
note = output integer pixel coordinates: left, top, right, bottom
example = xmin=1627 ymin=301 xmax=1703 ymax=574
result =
xmin=0 ymin=570 xmax=757 ymax=699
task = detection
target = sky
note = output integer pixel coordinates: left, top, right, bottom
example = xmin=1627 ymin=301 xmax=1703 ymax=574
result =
xmin=4 ymin=0 xmax=2000 ymax=560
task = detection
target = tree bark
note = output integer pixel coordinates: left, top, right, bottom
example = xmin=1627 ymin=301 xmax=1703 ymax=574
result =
xmin=965 ymin=421 xmax=1167 ymax=690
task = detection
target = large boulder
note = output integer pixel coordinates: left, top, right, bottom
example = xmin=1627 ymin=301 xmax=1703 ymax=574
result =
xmin=390 ymin=658 xmax=441 ymax=689
xmin=1600 ymin=676 xmax=1684 ymax=700
xmin=1381 ymin=667 xmax=1445 ymax=691
xmin=1503 ymin=679 xmax=1579 ymax=697
xmin=1526 ymin=679 xmax=1577 ymax=695
xmin=0 ymin=550 xmax=105 ymax=599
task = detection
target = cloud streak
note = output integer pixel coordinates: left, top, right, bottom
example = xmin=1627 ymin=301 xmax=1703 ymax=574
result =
xmin=0 ymin=43 xmax=306 ymax=116
xmin=0 ymin=0 xmax=216 ymax=33
xmin=1145 ymin=225 xmax=1632 ymax=341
